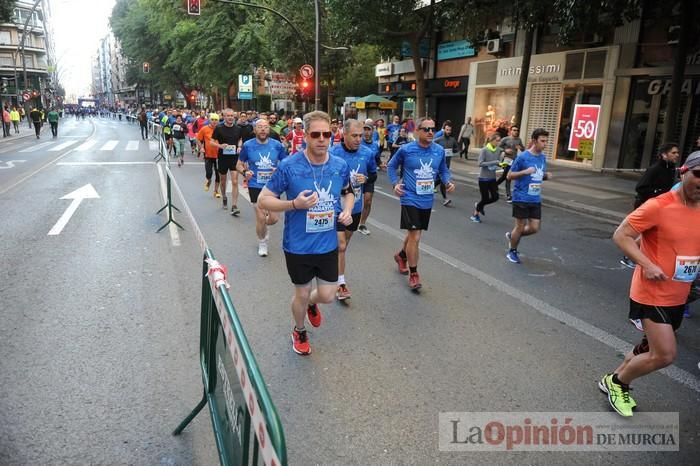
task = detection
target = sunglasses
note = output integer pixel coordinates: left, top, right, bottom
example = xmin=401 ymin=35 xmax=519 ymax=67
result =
xmin=308 ymin=131 xmax=332 ymax=139
xmin=418 ymin=127 xmax=436 ymax=133
xmin=690 ymin=169 xmax=700 ymax=178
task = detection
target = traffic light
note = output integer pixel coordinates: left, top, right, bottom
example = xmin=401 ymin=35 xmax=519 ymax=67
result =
xmin=301 ymin=80 xmax=309 ymax=90
xmin=143 ymin=62 xmax=150 ymax=73
xmin=187 ymin=0 xmax=200 ymax=15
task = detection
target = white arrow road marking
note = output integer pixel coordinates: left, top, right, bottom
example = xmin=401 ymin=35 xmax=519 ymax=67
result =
xmin=0 ymin=160 xmax=27 ymax=169
xmin=48 ymin=184 xmax=100 ymax=236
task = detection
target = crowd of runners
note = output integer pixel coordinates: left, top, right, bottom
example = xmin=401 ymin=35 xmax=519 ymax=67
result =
xmin=141 ymin=105 xmax=699 ymax=419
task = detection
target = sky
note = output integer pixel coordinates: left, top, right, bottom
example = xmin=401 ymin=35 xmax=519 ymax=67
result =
xmin=50 ymin=0 xmax=116 ymax=98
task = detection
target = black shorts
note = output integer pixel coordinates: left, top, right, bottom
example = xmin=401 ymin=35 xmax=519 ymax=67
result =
xmin=512 ymin=202 xmax=542 ymax=220
xmin=217 ymin=155 xmax=239 ymax=174
xmin=363 ymin=182 xmax=375 ymax=194
xmin=629 ymin=299 xmax=685 ymax=331
xmin=284 ymin=249 xmax=339 ymax=285
xmin=336 ymin=212 xmax=361 ymax=232
xmin=248 ymin=187 xmax=262 ymax=203
xmin=400 ymin=205 xmax=431 ymax=231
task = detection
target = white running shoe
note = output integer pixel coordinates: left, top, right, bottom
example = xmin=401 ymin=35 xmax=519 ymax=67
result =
xmin=258 ymin=241 xmax=268 ymax=257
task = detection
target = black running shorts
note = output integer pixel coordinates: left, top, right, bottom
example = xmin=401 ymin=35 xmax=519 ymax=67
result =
xmin=336 ymin=212 xmax=361 ymax=232
xmin=284 ymin=249 xmax=339 ymax=285
xmin=400 ymin=205 xmax=431 ymax=231
xmin=363 ymin=182 xmax=375 ymax=194
xmin=512 ymin=202 xmax=542 ymax=220
xmin=628 ymin=299 xmax=685 ymax=331
xmin=248 ymin=187 xmax=262 ymax=203
xmin=217 ymin=155 xmax=239 ymax=174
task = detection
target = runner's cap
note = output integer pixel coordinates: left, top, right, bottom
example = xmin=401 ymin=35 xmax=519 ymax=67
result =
xmin=683 ymin=151 xmax=700 ymax=171
xmin=363 ymin=118 xmax=373 ymax=129
xmin=209 ymin=113 xmax=220 ymax=120
xmin=293 ymin=117 xmax=303 ymax=124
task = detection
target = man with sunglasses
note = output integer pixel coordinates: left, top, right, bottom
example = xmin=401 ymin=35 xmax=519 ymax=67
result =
xmin=329 ymin=119 xmax=378 ymax=300
xmin=388 ymin=117 xmax=454 ymax=290
xmin=258 ymin=111 xmax=354 ymax=355
xmin=599 ymin=151 xmax=700 ymax=417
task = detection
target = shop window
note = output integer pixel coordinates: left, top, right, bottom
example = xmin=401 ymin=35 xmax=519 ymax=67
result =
xmin=0 ymin=30 xmax=11 ymax=45
xmin=584 ymin=51 xmax=607 ymax=79
xmin=473 ymin=87 xmax=518 ymax=147
xmin=620 ymin=79 xmax=653 ymax=169
xmin=564 ymin=53 xmax=584 ymax=80
xmin=555 ymin=85 xmax=602 ymax=162
xmin=476 ymin=61 xmax=497 ymax=86
xmin=0 ymin=53 xmax=13 ymax=67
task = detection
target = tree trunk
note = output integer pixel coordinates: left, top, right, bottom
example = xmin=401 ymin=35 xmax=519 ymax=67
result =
xmin=514 ymin=27 xmax=535 ymax=128
xmin=411 ymin=34 xmax=426 ymax=118
xmin=662 ymin=0 xmax=692 ymax=147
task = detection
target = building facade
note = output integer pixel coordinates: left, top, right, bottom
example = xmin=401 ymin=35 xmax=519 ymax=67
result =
xmin=0 ymin=0 xmax=56 ymax=108
xmin=91 ymin=33 xmax=133 ymax=109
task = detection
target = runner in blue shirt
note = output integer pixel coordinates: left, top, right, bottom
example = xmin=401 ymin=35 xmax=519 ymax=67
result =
xmin=259 ymin=111 xmax=355 ymax=356
xmin=329 ymin=119 xmax=378 ymax=301
xmin=358 ymin=122 xmax=383 ymax=235
xmin=387 ymin=117 xmax=454 ymax=290
xmin=505 ymin=128 xmax=552 ymax=264
xmin=237 ymin=119 xmax=287 ymax=257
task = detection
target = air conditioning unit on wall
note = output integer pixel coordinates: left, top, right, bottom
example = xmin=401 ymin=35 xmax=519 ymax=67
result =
xmin=487 ymin=39 xmax=502 ymax=54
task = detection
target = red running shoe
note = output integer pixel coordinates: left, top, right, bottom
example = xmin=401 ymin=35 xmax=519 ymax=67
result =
xmin=408 ymin=272 xmax=422 ymax=290
xmin=307 ymin=303 xmax=323 ymax=328
xmin=336 ymin=283 xmax=351 ymax=301
xmin=291 ymin=328 xmax=311 ymax=355
xmin=394 ymin=252 xmax=409 ymax=275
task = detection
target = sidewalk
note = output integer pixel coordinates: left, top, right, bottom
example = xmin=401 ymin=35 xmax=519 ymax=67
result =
xmin=449 ymin=156 xmax=638 ymax=223
xmin=0 ymin=121 xmax=44 ymax=142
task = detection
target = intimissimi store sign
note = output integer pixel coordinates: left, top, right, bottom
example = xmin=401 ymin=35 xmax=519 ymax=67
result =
xmin=494 ymin=53 xmax=566 ymax=86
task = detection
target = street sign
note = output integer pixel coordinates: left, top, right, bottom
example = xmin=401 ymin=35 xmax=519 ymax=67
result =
xmin=568 ymin=104 xmax=601 ymax=152
xmin=238 ymin=74 xmax=253 ymax=100
xmin=299 ymin=64 xmax=314 ymax=80
xmin=22 ymin=92 xmax=30 ymax=101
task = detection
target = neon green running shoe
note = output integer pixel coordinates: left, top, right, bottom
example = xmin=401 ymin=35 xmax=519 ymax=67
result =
xmin=598 ymin=374 xmax=634 ymax=416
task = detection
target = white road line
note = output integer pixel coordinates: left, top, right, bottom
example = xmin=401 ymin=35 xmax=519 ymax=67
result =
xmin=156 ymin=163 xmax=181 ymax=247
xmin=19 ymin=141 xmax=54 ymax=153
xmin=48 ymin=140 xmax=78 ymax=151
xmin=99 ymin=140 xmax=119 ymax=151
xmin=75 ymin=140 xmax=97 ymax=151
xmin=57 ymin=161 xmax=154 ymax=166
xmin=125 ymin=140 xmax=139 ymax=151
xmin=374 ymin=186 xmax=436 ymax=212
xmin=367 ymin=217 xmax=700 ymax=394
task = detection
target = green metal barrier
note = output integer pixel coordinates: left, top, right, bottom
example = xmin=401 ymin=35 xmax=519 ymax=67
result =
xmin=173 ymin=249 xmax=287 ymax=466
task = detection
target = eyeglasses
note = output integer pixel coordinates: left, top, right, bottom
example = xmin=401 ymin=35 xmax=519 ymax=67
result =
xmin=308 ymin=131 xmax=332 ymax=139
xmin=418 ymin=127 xmax=436 ymax=133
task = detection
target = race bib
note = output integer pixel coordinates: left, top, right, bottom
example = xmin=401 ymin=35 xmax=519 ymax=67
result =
xmin=673 ymin=256 xmax=700 ymax=282
xmin=222 ymin=147 xmax=236 ymax=155
xmin=416 ymin=177 xmax=434 ymax=195
xmin=172 ymin=124 xmax=182 ymax=132
xmin=256 ymin=169 xmax=272 ymax=184
xmin=444 ymin=149 xmax=454 ymax=158
xmin=305 ymin=202 xmax=335 ymax=233
xmin=528 ymin=183 xmax=541 ymax=196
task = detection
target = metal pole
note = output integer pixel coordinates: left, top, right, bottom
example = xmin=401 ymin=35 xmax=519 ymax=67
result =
xmin=314 ymin=0 xmax=320 ymax=110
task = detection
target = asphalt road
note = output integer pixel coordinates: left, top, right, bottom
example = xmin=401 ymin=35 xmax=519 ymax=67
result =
xmin=1 ymin=118 xmax=698 ymax=465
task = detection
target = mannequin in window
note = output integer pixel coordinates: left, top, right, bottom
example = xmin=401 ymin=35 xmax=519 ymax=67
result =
xmin=485 ymin=105 xmax=496 ymax=127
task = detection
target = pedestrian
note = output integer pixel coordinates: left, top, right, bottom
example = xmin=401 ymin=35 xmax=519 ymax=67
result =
xmin=434 ymin=122 xmax=459 ymax=206
xmin=496 ymin=142 xmax=516 ymax=202
xmin=237 ymin=118 xmax=287 ymax=257
xmin=329 ymin=119 xmax=378 ymax=300
xmin=258 ymin=111 xmax=355 ymax=355
xmin=390 ymin=127 xmax=409 ymax=162
xmin=470 ymin=133 xmax=502 ymax=223
xmin=2 ymin=106 xmax=10 ymax=137
xmin=138 ymin=107 xmax=148 ymax=139
xmin=388 ymin=116 xmax=454 ymax=290
xmin=10 ymin=106 xmax=20 ymax=133
xmin=171 ymin=114 xmax=187 ymax=167
xmin=434 ymin=119 xmax=451 ymax=139
xmin=29 ymin=107 xmax=42 ymax=139
xmin=457 ymin=117 xmax=474 ymax=159
xmin=620 ymin=143 xmax=680 ymax=269
xmin=505 ymin=128 xmax=552 ymax=264
xmin=47 ymin=108 xmax=59 ymax=138
xmin=196 ymin=113 xmax=222 ymax=198
xmin=599 ymin=151 xmax=700 ymax=417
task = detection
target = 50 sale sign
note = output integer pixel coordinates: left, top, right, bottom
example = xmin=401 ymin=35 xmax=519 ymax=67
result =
xmin=568 ymin=104 xmax=601 ymax=152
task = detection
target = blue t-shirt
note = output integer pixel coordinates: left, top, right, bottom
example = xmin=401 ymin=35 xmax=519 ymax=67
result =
xmin=434 ymin=129 xmax=444 ymax=139
xmin=387 ymin=123 xmax=401 ymax=144
xmin=239 ymin=138 xmax=287 ymax=189
xmin=329 ymin=144 xmax=377 ymax=214
xmin=387 ymin=141 xmax=450 ymax=209
xmin=266 ymin=153 xmax=351 ymax=255
xmin=510 ymin=150 xmax=547 ymax=204
xmin=361 ymin=138 xmax=381 ymax=165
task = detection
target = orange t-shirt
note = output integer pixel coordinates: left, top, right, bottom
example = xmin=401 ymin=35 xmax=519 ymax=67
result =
xmin=196 ymin=125 xmax=218 ymax=158
xmin=627 ymin=190 xmax=700 ymax=306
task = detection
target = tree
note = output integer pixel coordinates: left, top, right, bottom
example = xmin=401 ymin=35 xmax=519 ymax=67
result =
xmin=0 ymin=0 xmax=16 ymax=23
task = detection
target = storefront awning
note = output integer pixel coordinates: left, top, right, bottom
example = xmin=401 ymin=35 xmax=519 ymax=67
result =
xmin=355 ymin=94 xmax=398 ymax=110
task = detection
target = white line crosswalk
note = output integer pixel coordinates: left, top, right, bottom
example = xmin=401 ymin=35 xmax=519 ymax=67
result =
xmin=125 ymin=140 xmax=139 ymax=151
xmin=19 ymin=142 xmax=54 ymax=153
xmin=99 ymin=140 xmax=119 ymax=151
xmin=48 ymin=141 xmax=78 ymax=151
xmin=75 ymin=140 xmax=97 ymax=151
xmin=11 ymin=139 xmax=154 ymax=154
